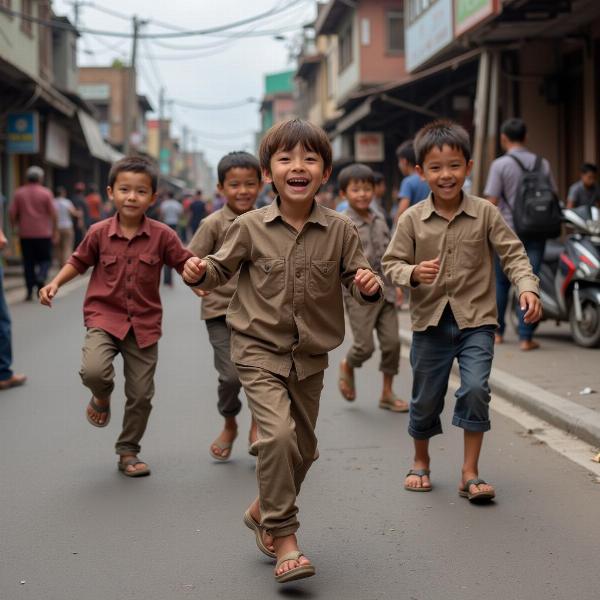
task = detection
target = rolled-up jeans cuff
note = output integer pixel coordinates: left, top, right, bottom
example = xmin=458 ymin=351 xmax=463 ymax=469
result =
xmin=452 ymin=416 xmax=491 ymax=432
xmin=408 ymin=423 xmax=443 ymax=440
xmin=267 ymin=522 xmax=299 ymax=539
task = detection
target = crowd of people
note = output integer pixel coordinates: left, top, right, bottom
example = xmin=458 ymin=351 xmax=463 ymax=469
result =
xmin=0 ymin=114 xmax=598 ymax=586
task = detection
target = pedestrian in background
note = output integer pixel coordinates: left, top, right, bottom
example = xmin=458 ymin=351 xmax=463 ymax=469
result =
xmin=188 ymin=189 xmax=206 ymax=237
xmin=9 ymin=166 xmax=57 ymax=301
xmin=383 ymin=119 xmax=541 ymax=503
xmin=53 ymin=186 xmax=79 ymax=267
xmin=39 ymin=156 xmax=193 ymax=477
xmin=484 ymin=117 xmax=557 ymax=350
xmin=159 ymin=191 xmax=183 ymax=287
xmin=337 ymin=163 xmax=407 ymax=413
xmin=85 ymin=183 xmax=103 ymax=224
xmin=567 ymin=163 xmax=600 ymax=209
xmin=183 ymin=119 xmax=382 ymax=584
xmin=71 ymin=182 xmax=89 ymax=248
xmin=371 ymin=171 xmax=393 ymax=229
xmin=188 ymin=151 xmax=261 ymax=462
xmin=396 ymin=140 xmax=430 ymax=218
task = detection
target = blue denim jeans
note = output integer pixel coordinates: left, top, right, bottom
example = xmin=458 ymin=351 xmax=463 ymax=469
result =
xmin=0 ymin=265 xmax=14 ymax=381
xmin=495 ymin=238 xmax=545 ymax=340
xmin=409 ymin=306 xmax=495 ymax=439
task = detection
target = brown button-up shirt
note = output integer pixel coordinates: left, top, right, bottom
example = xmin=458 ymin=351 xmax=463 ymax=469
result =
xmin=193 ymin=200 xmax=382 ymax=380
xmin=382 ymin=193 xmax=539 ymax=331
xmin=187 ymin=204 xmax=244 ymax=320
xmin=68 ymin=215 xmax=193 ymax=348
xmin=343 ymin=206 xmax=396 ymax=304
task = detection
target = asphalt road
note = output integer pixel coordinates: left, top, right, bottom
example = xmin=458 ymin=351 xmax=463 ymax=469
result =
xmin=1 ymin=280 xmax=599 ymax=600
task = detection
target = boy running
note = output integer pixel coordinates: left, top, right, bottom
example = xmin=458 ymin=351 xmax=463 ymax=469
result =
xmin=39 ymin=156 xmax=193 ymax=477
xmin=183 ymin=119 xmax=382 ymax=583
xmin=337 ymin=163 xmax=407 ymax=412
xmin=187 ymin=151 xmax=261 ymax=461
xmin=383 ymin=120 xmax=541 ymax=503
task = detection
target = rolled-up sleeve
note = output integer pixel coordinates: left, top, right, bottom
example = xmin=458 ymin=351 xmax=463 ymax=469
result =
xmin=382 ymin=214 xmax=418 ymax=287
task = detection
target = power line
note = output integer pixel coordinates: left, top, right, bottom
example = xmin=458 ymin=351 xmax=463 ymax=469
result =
xmin=172 ymin=98 xmax=259 ymax=110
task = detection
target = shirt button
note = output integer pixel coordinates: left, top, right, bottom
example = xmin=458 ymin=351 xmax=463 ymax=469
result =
xmin=296 ymin=271 xmax=301 ymax=278
xmin=127 ymin=258 xmax=132 ymax=264
xmin=448 ymin=250 xmax=452 ymax=255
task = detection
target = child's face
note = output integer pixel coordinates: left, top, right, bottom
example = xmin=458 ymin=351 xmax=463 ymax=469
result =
xmin=398 ymin=157 xmax=411 ymax=176
xmin=218 ymin=167 xmax=262 ymax=215
xmin=582 ymin=171 xmax=597 ymax=188
xmin=107 ymin=171 xmax=156 ymax=222
xmin=374 ymin=180 xmax=386 ymax=197
xmin=264 ymin=143 xmax=331 ymax=207
xmin=343 ymin=179 xmax=374 ymax=215
xmin=416 ymin=144 xmax=472 ymax=204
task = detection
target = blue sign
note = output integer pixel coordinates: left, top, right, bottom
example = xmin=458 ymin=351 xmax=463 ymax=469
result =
xmin=7 ymin=112 xmax=40 ymax=154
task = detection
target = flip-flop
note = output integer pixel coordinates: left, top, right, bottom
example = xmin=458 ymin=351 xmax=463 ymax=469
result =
xmin=459 ymin=478 xmax=496 ymax=503
xmin=243 ymin=510 xmax=276 ymax=559
xmin=379 ymin=394 xmax=409 ymax=413
xmin=275 ymin=551 xmax=316 ymax=584
xmin=209 ymin=436 xmax=236 ymax=462
xmin=118 ymin=457 xmax=151 ymax=478
xmin=338 ymin=362 xmax=355 ymax=401
xmin=404 ymin=468 xmax=432 ymax=492
xmin=86 ymin=397 xmax=110 ymax=428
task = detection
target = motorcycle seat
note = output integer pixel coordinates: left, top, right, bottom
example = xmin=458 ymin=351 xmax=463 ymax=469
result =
xmin=544 ymin=240 xmax=564 ymax=264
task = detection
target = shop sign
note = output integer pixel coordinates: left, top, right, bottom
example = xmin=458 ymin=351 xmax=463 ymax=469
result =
xmin=455 ymin=0 xmax=500 ymax=37
xmin=7 ymin=112 xmax=40 ymax=154
xmin=354 ymin=132 xmax=384 ymax=163
xmin=45 ymin=121 xmax=69 ymax=168
xmin=405 ymin=0 xmax=454 ymax=72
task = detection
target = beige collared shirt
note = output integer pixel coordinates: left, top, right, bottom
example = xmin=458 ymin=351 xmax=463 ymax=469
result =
xmin=188 ymin=204 xmax=244 ymax=320
xmin=343 ymin=206 xmax=396 ymax=304
xmin=194 ymin=199 xmax=382 ymax=380
xmin=382 ymin=193 xmax=539 ymax=331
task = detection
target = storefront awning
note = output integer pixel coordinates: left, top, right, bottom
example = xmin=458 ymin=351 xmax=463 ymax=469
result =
xmin=77 ymin=110 xmax=123 ymax=164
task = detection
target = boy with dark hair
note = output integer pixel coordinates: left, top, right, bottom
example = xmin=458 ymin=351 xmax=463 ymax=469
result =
xmin=567 ymin=163 xmax=600 ymax=209
xmin=39 ymin=156 xmax=193 ymax=477
xmin=337 ymin=163 xmax=407 ymax=412
xmin=183 ymin=119 xmax=382 ymax=583
xmin=396 ymin=139 xmax=430 ymax=217
xmin=383 ymin=120 xmax=542 ymax=503
xmin=188 ymin=151 xmax=262 ymax=461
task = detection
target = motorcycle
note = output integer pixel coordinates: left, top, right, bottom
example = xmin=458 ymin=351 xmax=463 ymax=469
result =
xmin=509 ymin=204 xmax=600 ymax=348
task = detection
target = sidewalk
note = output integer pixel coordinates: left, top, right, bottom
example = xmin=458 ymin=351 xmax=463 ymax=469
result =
xmin=397 ymin=309 xmax=600 ymax=448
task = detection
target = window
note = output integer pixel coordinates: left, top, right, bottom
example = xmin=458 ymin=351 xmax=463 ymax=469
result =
xmin=326 ymin=52 xmax=335 ymax=98
xmin=387 ymin=10 xmax=404 ymax=53
xmin=0 ymin=1 xmax=13 ymax=12
xmin=21 ymin=0 xmax=32 ymax=35
xmin=338 ymin=21 xmax=354 ymax=73
xmin=407 ymin=0 xmax=435 ymax=24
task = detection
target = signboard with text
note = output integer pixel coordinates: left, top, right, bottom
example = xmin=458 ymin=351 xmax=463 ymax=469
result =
xmin=354 ymin=132 xmax=384 ymax=163
xmin=455 ymin=0 xmax=500 ymax=37
xmin=7 ymin=112 xmax=40 ymax=154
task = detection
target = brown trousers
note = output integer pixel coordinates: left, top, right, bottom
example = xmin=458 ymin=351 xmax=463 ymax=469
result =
xmin=345 ymin=299 xmax=400 ymax=375
xmin=236 ymin=364 xmax=324 ymax=538
xmin=79 ymin=328 xmax=158 ymax=455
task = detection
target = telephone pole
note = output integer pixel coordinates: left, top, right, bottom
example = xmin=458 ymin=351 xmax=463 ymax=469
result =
xmin=123 ymin=15 xmax=144 ymax=155
xmin=158 ymin=86 xmax=166 ymax=174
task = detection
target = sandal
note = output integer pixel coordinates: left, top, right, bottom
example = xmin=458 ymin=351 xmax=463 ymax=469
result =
xmin=338 ymin=361 xmax=355 ymax=401
xmin=379 ymin=394 xmax=409 ymax=413
xmin=243 ymin=510 xmax=276 ymax=559
xmin=209 ymin=435 xmax=236 ymax=462
xmin=459 ymin=478 xmax=496 ymax=504
xmin=86 ymin=397 xmax=110 ymax=428
xmin=274 ymin=551 xmax=315 ymax=584
xmin=118 ymin=457 xmax=151 ymax=478
xmin=404 ymin=468 xmax=432 ymax=492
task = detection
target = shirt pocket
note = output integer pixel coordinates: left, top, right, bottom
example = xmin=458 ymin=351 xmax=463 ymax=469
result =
xmin=138 ymin=253 xmax=161 ymax=284
xmin=254 ymin=258 xmax=285 ymax=299
xmin=100 ymin=254 xmax=118 ymax=283
xmin=460 ymin=239 xmax=484 ymax=269
xmin=308 ymin=260 xmax=338 ymax=300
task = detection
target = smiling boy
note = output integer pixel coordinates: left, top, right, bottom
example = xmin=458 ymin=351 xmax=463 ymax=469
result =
xmin=39 ymin=156 xmax=193 ymax=477
xmin=183 ymin=119 xmax=382 ymax=583
xmin=383 ymin=120 xmax=541 ymax=503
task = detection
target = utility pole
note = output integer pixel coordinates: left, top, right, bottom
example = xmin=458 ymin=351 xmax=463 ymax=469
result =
xmin=123 ymin=15 xmax=143 ymax=155
xmin=158 ymin=86 xmax=165 ymax=174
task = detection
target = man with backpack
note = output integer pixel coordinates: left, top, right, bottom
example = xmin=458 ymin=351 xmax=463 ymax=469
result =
xmin=484 ymin=118 xmax=559 ymax=351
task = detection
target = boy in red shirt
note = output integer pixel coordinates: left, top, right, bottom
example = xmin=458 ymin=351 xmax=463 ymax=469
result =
xmin=39 ymin=156 xmax=193 ymax=477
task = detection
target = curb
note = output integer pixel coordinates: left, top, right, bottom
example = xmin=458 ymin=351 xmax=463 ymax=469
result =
xmin=399 ymin=328 xmax=600 ymax=449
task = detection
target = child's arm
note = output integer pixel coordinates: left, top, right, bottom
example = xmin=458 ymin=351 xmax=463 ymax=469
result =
xmin=382 ymin=212 xmax=418 ymax=287
xmin=39 ymin=265 xmax=79 ymax=307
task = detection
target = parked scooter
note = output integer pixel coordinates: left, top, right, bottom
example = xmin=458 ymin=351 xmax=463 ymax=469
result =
xmin=510 ymin=205 xmax=600 ymax=347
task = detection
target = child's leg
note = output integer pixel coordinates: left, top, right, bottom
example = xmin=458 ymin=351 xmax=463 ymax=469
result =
xmin=79 ymin=328 xmax=119 ymax=426
xmin=205 ymin=318 xmax=244 ymax=459
xmin=115 ymin=331 xmax=158 ymax=474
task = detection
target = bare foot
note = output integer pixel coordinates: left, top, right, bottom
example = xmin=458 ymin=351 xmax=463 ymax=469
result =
xmin=338 ymin=359 xmax=355 ymax=401
xmin=249 ymin=498 xmax=274 ymax=555
xmin=273 ymin=534 xmax=313 ymax=578
xmin=519 ymin=339 xmax=540 ymax=351
xmin=86 ymin=396 xmax=110 ymax=426
xmin=404 ymin=461 xmax=432 ymax=491
xmin=210 ymin=424 xmax=237 ymax=460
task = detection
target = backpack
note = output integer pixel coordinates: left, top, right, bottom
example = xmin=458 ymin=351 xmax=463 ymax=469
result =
xmin=506 ymin=154 xmax=562 ymax=240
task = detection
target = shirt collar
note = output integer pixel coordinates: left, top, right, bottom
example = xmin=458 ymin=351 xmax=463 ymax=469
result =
xmin=222 ymin=203 xmax=244 ymax=222
xmin=108 ymin=214 xmax=151 ymax=238
xmin=345 ymin=205 xmax=375 ymax=225
xmin=263 ymin=197 xmax=329 ymax=228
xmin=420 ymin=192 xmax=477 ymax=221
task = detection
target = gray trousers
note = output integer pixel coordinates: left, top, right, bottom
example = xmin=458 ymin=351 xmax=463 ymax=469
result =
xmin=205 ymin=317 xmax=242 ymax=417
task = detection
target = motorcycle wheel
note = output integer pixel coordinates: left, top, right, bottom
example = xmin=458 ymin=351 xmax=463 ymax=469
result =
xmin=569 ymin=300 xmax=600 ymax=348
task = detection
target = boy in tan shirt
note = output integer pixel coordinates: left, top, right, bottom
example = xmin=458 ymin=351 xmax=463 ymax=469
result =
xmin=188 ymin=151 xmax=261 ymax=461
xmin=383 ymin=120 xmax=542 ymax=503
xmin=183 ymin=119 xmax=382 ymax=584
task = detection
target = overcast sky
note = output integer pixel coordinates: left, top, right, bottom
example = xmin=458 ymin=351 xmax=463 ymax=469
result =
xmin=53 ymin=0 xmax=316 ymax=172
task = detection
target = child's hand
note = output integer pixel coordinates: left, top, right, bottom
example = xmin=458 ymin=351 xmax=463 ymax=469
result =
xmin=39 ymin=283 xmax=58 ymax=307
xmin=355 ymin=269 xmax=380 ymax=297
xmin=519 ymin=292 xmax=542 ymax=324
xmin=412 ymin=256 xmax=440 ymax=285
xmin=191 ymin=288 xmax=210 ymax=298
xmin=183 ymin=257 xmax=206 ymax=284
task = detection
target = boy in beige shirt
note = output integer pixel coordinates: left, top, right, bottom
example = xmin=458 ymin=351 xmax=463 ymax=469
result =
xmin=188 ymin=151 xmax=261 ymax=461
xmin=183 ymin=119 xmax=382 ymax=584
xmin=383 ymin=120 xmax=542 ymax=503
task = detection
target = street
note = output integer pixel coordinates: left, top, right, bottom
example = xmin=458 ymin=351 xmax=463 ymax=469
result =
xmin=1 ymin=280 xmax=599 ymax=600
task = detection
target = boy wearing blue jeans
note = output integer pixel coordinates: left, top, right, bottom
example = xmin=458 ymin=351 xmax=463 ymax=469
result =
xmin=383 ymin=120 xmax=542 ymax=503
